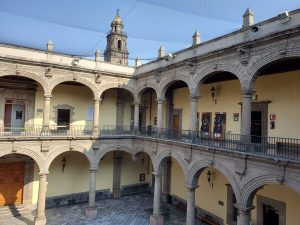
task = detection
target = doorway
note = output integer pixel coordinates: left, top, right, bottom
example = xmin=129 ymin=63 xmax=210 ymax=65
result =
xmin=251 ymin=111 xmax=262 ymax=143
xmin=0 ymin=162 xmax=24 ymax=206
xmin=57 ymin=109 xmax=70 ymax=130
xmin=263 ymin=204 xmax=279 ymax=225
xmin=4 ymin=99 xmax=26 ymax=130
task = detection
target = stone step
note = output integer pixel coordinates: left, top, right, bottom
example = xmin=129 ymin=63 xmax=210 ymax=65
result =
xmin=0 ymin=205 xmax=33 ymax=219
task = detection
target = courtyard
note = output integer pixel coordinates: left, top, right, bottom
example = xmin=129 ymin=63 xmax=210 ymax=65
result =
xmin=0 ymin=193 xmax=205 ymax=225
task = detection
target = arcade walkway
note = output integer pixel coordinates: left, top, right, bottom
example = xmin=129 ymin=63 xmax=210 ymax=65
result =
xmin=0 ymin=193 xmax=205 ymax=225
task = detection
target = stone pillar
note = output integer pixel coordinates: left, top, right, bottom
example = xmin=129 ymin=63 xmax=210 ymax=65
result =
xmin=156 ymin=98 xmax=165 ymax=133
xmin=150 ymin=172 xmax=164 ymax=225
xmin=189 ymin=95 xmax=199 ymax=142
xmin=134 ymin=102 xmax=140 ymax=131
xmin=92 ymin=98 xmax=100 ymax=135
xmin=42 ymin=95 xmax=52 ymax=131
xmin=186 ymin=185 xmax=198 ymax=225
xmin=236 ymin=206 xmax=253 ymax=225
xmin=241 ymin=89 xmax=254 ymax=136
xmin=113 ymin=151 xmax=123 ymax=198
xmin=85 ymin=169 xmax=98 ymax=218
xmin=34 ymin=173 xmax=48 ymax=225
xmin=162 ymin=158 xmax=172 ymax=203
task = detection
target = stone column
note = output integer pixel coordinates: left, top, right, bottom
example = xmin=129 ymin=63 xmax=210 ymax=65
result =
xmin=113 ymin=151 xmax=123 ymax=198
xmin=162 ymin=158 xmax=172 ymax=203
xmin=42 ymin=95 xmax=52 ymax=131
xmin=134 ymin=102 xmax=140 ymax=131
xmin=85 ymin=169 xmax=98 ymax=218
xmin=92 ymin=98 xmax=100 ymax=135
xmin=156 ymin=98 xmax=165 ymax=133
xmin=236 ymin=206 xmax=253 ymax=225
xmin=189 ymin=95 xmax=199 ymax=142
xmin=241 ymin=89 xmax=254 ymax=136
xmin=34 ymin=173 xmax=48 ymax=225
xmin=186 ymin=185 xmax=198 ymax=225
xmin=116 ymin=90 xmax=124 ymax=129
xmin=150 ymin=172 xmax=164 ymax=225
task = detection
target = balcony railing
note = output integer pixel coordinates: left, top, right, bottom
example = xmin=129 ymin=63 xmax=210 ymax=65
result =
xmin=0 ymin=125 xmax=299 ymax=162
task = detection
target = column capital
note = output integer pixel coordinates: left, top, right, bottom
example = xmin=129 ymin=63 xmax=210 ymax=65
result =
xmin=94 ymin=97 xmax=102 ymax=102
xmin=152 ymin=171 xmax=162 ymax=177
xmin=189 ymin=95 xmax=200 ymax=102
xmin=240 ymin=89 xmax=255 ymax=96
xmin=185 ymin=184 xmax=199 ymax=191
xmin=134 ymin=101 xmax=140 ymax=106
xmin=234 ymin=204 xmax=255 ymax=213
xmin=43 ymin=94 xmax=53 ymax=99
xmin=38 ymin=172 xmax=49 ymax=177
xmin=90 ymin=169 xmax=97 ymax=173
xmin=156 ymin=98 xmax=165 ymax=104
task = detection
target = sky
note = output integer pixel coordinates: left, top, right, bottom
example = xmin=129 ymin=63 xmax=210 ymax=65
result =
xmin=0 ymin=0 xmax=299 ymax=65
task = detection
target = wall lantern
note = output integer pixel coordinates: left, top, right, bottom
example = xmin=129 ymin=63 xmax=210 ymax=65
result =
xmin=207 ymin=170 xmax=214 ymax=188
xmin=210 ymin=86 xmax=217 ymax=104
xmin=62 ymin=157 xmax=67 ymax=173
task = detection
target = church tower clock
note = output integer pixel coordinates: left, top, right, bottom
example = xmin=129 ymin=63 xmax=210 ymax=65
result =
xmin=104 ymin=10 xmax=129 ymax=66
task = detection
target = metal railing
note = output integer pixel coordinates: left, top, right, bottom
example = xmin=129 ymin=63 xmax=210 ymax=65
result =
xmin=0 ymin=125 xmax=93 ymax=137
xmin=0 ymin=125 xmax=299 ymax=161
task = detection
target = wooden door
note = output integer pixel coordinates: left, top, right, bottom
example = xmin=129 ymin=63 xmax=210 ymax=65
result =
xmin=173 ymin=115 xmax=180 ymax=131
xmin=0 ymin=162 xmax=24 ymax=206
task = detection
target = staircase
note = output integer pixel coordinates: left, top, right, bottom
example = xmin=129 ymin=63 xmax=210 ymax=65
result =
xmin=0 ymin=205 xmax=33 ymax=219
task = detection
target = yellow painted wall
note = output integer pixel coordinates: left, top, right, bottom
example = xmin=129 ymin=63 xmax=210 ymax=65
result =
xmin=120 ymin=152 xmax=152 ymax=186
xmin=256 ymin=70 xmax=300 ymax=138
xmin=172 ymin=79 xmax=241 ymax=133
xmin=251 ymin=184 xmax=300 ymax=225
xmin=141 ymin=92 xmax=158 ymax=127
xmin=170 ymin=159 xmax=187 ymax=200
xmin=99 ymin=89 xmax=117 ymax=127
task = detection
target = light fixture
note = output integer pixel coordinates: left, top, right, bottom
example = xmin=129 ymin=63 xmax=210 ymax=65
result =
xmin=62 ymin=157 xmax=67 ymax=173
xmin=207 ymin=170 xmax=214 ymax=188
xmin=210 ymin=86 xmax=217 ymax=104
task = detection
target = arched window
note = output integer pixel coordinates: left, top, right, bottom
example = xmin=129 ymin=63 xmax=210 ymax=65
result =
xmin=118 ymin=40 xmax=122 ymax=51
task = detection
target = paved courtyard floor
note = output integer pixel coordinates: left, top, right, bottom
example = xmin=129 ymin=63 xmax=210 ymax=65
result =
xmin=0 ymin=193 xmax=205 ymax=225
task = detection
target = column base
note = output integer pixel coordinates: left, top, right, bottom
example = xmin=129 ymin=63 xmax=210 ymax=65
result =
xmin=92 ymin=127 xmax=99 ymax=136
xmin=34 ymin=216 xmax=47 ymax=225
xmin=85 ymin=207 xmax=97 ymax=218
xmin=150 ymin=214 xmax=164 ymax=225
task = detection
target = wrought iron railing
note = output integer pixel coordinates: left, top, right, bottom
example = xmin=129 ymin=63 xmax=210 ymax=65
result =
xmin=0 ymin=125 xmax=299 ymax=162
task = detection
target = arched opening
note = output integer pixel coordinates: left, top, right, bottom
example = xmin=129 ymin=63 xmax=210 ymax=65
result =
xmin=197 ymin=72 xmax=241 ymax=140
xmin=249 ymin=184 xmax=300 ymax=225
xmin=190 ymin=166 xmax=238 ymax=225
xmin=50 ymin=81 xmax=94 ymax=135
xmin=0 ymin=153 xmax=40 ymax=216
xmin=138 ymin=87 xmax=158 ymax=133
xmin=100 ymin=88 xmax=134 ymax=131
xmin=0 ymin=76 xmax=44 ymax=135
xmin=117 ymin=40 xmax=122 ymax=51
xmin=47 ymin=151 xmax=90 ymax=207
xmin=162 ymin=80 xmax=189 ymax=131
xmin=251 ymin=58 xmax=300 ymax=139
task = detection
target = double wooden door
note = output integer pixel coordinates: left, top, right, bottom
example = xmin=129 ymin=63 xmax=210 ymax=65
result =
xmin=0 ymin=162 xmax=24 ymax=206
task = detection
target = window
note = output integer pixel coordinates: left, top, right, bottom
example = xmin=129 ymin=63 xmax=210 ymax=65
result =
xmin=117 ymin=40 xmax=122 ymax=51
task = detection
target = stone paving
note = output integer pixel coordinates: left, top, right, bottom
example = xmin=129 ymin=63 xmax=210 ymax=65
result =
xmin=0 ymin=193 xmax=205 ymax=225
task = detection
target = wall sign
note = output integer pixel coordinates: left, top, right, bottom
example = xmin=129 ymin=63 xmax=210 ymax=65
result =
xmin=270 ymin=114 xmax=276 ymax=121
xmin=233 ymin=113 xmax=239 ymax=122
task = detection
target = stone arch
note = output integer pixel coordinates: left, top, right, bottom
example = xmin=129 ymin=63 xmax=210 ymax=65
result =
xmin=186 ymin=159 xmax=241 ymax=203
xmin=0 ymin=70 xmax=49 ymax=94
xmin=49 ymin=76 xmax=99 ymax=98
xmin=246 ymin=47 xmax=300 ymax=90
xmin=132 ymin=146 xmax=155 ymax=166
xmin=99 ymin=84 xmax=136 ymax=102
xmin=158 ymin=76 xmax=193 ymax=99
xmin=193 ymin=63 xmax=244 ymax=95
xmin=95 ymin=145 xmax=134 ymax=166
xmin=153 ymin=150 xmax=187 ymax=175
xmin=44 ymin=145 xmax=92 ymax=171
xmin=136 ymin=84 xmax=159 ymax=103
xmin=240 ymin=174 xmax=300 ymax=207
xmin=0 ymin=148 xmax=46 ymax=173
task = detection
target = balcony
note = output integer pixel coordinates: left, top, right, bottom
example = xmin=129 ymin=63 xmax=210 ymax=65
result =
xmin=0 ymin=125 xmax=299 ymax=162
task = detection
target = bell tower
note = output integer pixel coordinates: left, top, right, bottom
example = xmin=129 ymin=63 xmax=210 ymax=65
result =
xmin=104 ymin=10 xmax=129 ymax=66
